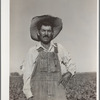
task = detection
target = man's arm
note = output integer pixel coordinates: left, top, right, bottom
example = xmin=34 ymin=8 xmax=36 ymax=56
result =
xmin=23 ymin=77 xmax=33 ymax=99
xmin=57 ymin=43 xmax=76 ymax=87
xmin=58 ymin=43 xmax=76 ymax=75
xmin=22 ymin=47 xmax=38 ymax=99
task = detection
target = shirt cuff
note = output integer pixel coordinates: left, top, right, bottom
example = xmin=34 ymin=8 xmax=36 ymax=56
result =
xmin=23 ymin=89 xmax=33 ymax=99
xmin=26 ymin=91 xmax=33 ymax=99
xmin=70 ymin=71 xmax=75 ymax=76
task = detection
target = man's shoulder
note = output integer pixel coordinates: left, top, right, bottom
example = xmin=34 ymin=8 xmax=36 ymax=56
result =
xmin=55 ymin=43 xmax=64 ymax=49
xmin=55 ymin=43 xmax=69 ymax=53
xmin=28 ymin=45 xmax=38 ymax=53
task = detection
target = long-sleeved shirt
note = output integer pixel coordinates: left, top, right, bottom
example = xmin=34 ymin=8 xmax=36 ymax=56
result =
xmin=21 ymin=41 xmax=76 ymax=99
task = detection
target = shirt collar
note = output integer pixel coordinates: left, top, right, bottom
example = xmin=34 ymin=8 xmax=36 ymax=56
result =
xmin=36 ymin=41 xmax=57 ymax=51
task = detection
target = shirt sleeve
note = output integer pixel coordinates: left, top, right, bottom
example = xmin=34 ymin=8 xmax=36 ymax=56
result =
xmin=57 ymin=43 xmax=76 ymax=75
xmin=22 ymin=47 xmax=38 ymax=99
xmin=23 ymin=77 xmax=33 ymax=99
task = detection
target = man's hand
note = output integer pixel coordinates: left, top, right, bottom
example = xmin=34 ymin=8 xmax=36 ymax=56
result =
xmin=59 ymin=71 xmax=72 ymax=88
xmin=28 ymin=96 xmax=34 ymax=100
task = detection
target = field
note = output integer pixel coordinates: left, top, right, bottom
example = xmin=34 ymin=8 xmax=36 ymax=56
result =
xmin=10 ymin=72 xmax=96 ymax=100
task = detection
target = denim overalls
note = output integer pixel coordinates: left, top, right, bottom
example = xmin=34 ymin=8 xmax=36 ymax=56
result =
xmin=30 ymin=44 xmax=66 ymax=100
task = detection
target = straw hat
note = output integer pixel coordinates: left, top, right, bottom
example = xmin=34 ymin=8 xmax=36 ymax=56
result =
xmin=30 ymin=15 xmax=63 ymax=41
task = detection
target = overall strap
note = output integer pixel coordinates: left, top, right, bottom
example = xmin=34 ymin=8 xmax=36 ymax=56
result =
xmin=37 ymin=47 xmax=44 ymax=52
xmin=54 ymin=43 xmax=58 ymax=53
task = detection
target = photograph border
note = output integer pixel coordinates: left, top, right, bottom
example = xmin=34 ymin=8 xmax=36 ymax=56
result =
xmin=1 ymin=0 xmax=99 ymax=100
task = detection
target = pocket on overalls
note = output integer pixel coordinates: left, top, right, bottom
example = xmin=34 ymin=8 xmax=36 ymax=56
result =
xmin=39 ymin=59 xmax=48 ymax=72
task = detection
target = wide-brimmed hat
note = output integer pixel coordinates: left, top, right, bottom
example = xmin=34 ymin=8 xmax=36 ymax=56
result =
xmin=30 ymin=15 xmax=63 ymax=41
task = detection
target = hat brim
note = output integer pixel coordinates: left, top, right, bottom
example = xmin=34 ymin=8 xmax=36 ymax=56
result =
xmin=30 ymin=15 xmax=63 ymax=41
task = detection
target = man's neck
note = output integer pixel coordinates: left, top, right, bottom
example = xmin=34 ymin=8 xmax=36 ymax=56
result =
xmin=41 ymin=42 xmax=50 ymax=50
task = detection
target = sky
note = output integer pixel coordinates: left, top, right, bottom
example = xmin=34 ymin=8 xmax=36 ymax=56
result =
xmin=10 ymin=0 xmax=97 ymax=74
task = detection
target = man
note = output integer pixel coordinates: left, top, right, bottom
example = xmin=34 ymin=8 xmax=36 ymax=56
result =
xmin=22 ymin=15 xmax=76 ymax=100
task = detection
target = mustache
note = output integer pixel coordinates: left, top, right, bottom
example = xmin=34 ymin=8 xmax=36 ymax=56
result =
xmin=43 ymin=35 xmax=49 ymax=38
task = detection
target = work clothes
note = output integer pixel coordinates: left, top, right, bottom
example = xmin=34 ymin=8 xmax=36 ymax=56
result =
xmin=30 ymin=44 xmax=66 ymax=100
xmin=22 ymin=42 xmax=76 ymax=99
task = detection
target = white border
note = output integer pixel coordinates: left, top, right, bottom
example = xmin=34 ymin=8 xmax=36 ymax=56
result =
xmin=1 ymin=0 xmax=10 ymax=100
xmin=1 ymin=0 xmax=99 ymax=100
xmin=97 ymin=0 xmax=99 ymax=100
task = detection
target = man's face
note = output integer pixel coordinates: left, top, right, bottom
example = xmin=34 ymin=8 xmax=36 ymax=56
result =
xmin=38 ymin=25 xmax=53 ymax=44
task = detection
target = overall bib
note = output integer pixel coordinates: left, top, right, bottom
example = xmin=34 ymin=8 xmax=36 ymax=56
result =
xmin=30 ymin=45 xmax=67 ymax=100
